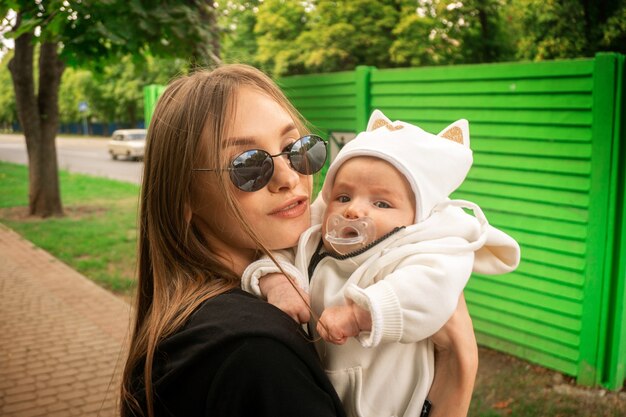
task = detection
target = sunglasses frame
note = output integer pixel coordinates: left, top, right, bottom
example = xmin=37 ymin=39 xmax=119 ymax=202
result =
xmin=192 ymin=134 xmax=328 ymax=192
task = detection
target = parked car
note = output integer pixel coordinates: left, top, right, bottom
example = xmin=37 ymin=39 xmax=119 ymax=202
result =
xmin=107 ymin=129 xmax=147 ymax=160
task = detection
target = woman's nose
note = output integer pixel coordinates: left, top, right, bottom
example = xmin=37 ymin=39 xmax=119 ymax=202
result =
xmin=267 ymin=154 xmax=299 ymax=193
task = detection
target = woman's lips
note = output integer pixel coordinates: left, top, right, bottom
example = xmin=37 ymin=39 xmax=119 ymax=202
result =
xmin=269 ymin=197 xmax=308 ymax=218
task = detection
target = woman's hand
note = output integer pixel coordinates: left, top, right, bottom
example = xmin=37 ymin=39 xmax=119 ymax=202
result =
xmin=427 ymin=294 xmax=478 ymax=417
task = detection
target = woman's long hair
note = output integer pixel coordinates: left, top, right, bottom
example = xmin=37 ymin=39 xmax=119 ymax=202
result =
xmin=120 ymin=65 xmax=309 ymax=417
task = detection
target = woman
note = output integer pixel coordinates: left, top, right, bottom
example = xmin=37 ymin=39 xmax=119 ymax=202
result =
xmin=120 ymin=64 xmax=478 ymax=417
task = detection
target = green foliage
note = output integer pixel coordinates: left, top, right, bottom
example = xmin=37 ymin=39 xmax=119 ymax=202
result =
xmin=4 ymin=47 xmax=186 ymax=127
xmin=219 ymin=0 xmax=626 ymax=77
xmin=57 ymin=54 xmax=186 ymax=125
xmin=390 ymin=7 xmax=440 ymax=67
xmin=255 ymin=0 xmax=308 ymax=75
xmin=86 ymin=56 xmax=145 ymax=124
xmin=513 ymin=0 xmax=626 ymax=60
xmin=1 ymin=0 xmax=218 ymax=70
xmin=0 ymin=51 xmax=16 ymax=129
xmin=603 ymin=4 xmax=626 ymax=50
xmin=59 ymin=68 xmax=93 ymax=124
xmin=514 ymin=0 xmax=588 ymax=60
xmin=453 ymin=0 xmax=517 ymax=63
xmin=3 ymin=0 xmax=625 ymax=127
xmin=219 ymin=0 xmax=262 ymax=66
xmin=226 ymin=0 xmax=522 ymax=76
xmin=1 ymin=1 xmax=218 ymax=129
xmin=302 ymin=0 xmax=400 ymax=72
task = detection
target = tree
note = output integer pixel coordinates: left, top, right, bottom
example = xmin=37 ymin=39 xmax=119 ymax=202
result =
xmin=58 ymin=67 xmax=93 ymax=126
xmin=219 ymin=0 xmax=262 ymax=67
xmin=56 ymin=54 xmax=187 ymax=133
xmin=0 ymin=51 xmax=17 ymax=131
xmin=297 ymin=0 xmax=400 ymax=73
xmin=85 ymin=54 xmax=188 ymax=129
xmin=251 ymin=0 xmax=519 ymax=76
xmin=254 ymin=0 xmax=309 ymax=76
xmin=390 ymin=0 xmax=515 ymax=67
xmin=512 ymin=0 xmax=626 ymax=60
xmin=602 ymin=3 xmax=626 ymax=51
xmin=1 ymin=1 xmax=218 ymax=217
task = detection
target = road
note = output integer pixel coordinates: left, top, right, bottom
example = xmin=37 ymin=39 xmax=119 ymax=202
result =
xmin=0 ymin=133 xmax=142 ymax=184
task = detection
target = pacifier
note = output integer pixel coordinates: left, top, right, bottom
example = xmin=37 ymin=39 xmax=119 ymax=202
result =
xmin=324 ymin=214 xmax=376 ymax=255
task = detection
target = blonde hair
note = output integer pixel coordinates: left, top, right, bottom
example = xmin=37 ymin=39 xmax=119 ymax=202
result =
xmin=120 ymin=64 xmax=310 ymax=417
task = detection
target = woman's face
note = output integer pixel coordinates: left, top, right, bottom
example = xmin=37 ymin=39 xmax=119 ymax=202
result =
xmin=191 ymin=87 xmax=313 ymax=273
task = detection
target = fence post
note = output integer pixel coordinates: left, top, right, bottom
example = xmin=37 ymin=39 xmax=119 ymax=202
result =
xmin=579 ymin=52 xmax=622 ymax=387
xmin=603 ymin=53 xmax=626 ymax=390
xmin=144 ymin=85 xmax=166 ymax=128
xmin=355 ymin=66 xmax=374 ymax=131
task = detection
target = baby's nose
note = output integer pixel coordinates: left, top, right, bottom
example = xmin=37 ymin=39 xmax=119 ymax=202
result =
xmin=344 ymin=202 xmax=366 ymax=219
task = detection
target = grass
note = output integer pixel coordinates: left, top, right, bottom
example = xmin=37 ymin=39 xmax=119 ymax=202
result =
xmin=471 ymin=347 xmax=626 ymax=417
xmin=0 ymin=161 xmax=139 ymax=294
xmin=1 ymin=160 xmax=624 ymax=416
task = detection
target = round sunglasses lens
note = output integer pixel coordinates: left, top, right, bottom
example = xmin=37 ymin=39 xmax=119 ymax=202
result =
xmin=230 ymin=150 xmax=274 ymax=192
xmin=290 ymin=135 xmax=327 ymax=175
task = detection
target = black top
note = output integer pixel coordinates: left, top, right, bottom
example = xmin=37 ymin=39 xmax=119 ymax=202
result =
xmin=131 ymin=289 xmax=345 ymax=417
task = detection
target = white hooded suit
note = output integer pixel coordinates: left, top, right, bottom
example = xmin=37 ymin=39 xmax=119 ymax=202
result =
xmin=242 ymin=110 xmax=520 ymax=417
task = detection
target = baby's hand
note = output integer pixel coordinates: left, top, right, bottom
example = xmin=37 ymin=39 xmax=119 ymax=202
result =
xmin=259 ymin=273 xmax=310 ymax=324
xmin=317 ymin=304 xmax=371 ymax=345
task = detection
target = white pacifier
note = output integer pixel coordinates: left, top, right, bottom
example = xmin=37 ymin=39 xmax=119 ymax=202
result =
xmin=324 ymin=214 xmax=376 ymax=255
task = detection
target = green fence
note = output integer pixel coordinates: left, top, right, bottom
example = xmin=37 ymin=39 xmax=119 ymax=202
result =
xmin=143 ymin=84 xmax=166 ymax=128
xmin=143 ymin=53 xmax=625 ymax=389
xmin=279 ymin=54 xmax=625 ymax=390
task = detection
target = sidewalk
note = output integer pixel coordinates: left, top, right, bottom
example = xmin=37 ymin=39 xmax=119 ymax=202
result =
xmin=0 ymin=225 xmax=131 ymax=416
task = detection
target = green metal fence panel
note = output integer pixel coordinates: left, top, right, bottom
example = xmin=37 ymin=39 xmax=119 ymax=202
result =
xmin=602 ymin=54 xmax=626 ymax=390
xmin=579 ymin=53 xmax=622 ymax=386
xmin=368 ymin=57 xmax=596 ymax=379
xmin=280 ymin=54 xmax=625 ymax=388
xmin=278 ymin=71 xmax=358 ymax=133
xmin=143 ymin=84 xmax=166 ymax=128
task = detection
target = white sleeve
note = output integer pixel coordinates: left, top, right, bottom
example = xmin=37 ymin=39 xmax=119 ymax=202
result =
xmin=344 ymin=239 xmax=474 ymax=348
xmin=240 ymin=249 xmax=308 ymax=297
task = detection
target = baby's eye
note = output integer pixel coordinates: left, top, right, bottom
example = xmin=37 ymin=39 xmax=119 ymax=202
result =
xmin=337 ymin=195 xmax=351 ymax=203
xmin=374 ymin=201 xmax=391 ymax=209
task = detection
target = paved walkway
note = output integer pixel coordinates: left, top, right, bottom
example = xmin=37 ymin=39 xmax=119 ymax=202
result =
xmin=0 ymin=224 xmax=132 ymax=416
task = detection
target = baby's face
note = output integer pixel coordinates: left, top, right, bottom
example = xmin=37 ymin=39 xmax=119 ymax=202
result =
xmin=322 ymin=156 xmax=416 ymax=254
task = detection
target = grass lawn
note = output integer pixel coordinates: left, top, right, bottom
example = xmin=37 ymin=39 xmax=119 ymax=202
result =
xmin=0 ymin=160 xmax=624 ymax=416
xmin=0 ymin=161 xmax=139 ymax=294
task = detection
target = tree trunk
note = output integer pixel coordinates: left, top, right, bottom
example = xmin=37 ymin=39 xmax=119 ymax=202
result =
xmin=128 ymin=102 xmax=137 ymax=127
xmin=209 ymin=4 xmax=220 ymax=62
xmin=189 ymin=1 xmax=221 ymax=70
xmin=8 ymin=14 xmax=65 ymax=218
xmin=476 ymin=0 xmax=494 ymax=63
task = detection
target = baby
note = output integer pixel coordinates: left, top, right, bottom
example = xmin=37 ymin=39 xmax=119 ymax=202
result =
xmin=243 ymin=110 xmax=520 ymax=417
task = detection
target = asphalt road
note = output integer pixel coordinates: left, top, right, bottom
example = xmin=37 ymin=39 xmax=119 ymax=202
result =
xmin=0 ymin=133 xmax=142 ymax=184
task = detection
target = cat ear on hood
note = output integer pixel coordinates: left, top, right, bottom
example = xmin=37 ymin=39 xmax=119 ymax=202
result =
xmin=437 ymin=119 xmax=470 ymax=147
xmin=366 ymin=109 xmax=394 ymax=132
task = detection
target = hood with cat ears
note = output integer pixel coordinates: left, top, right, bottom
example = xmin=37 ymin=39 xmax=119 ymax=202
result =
xmin=321 ymin=109 xmax=473 ymax=223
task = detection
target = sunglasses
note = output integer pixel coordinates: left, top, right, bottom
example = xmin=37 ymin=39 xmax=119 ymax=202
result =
xmin=193 ymin=134 xmax=328 ymax=192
